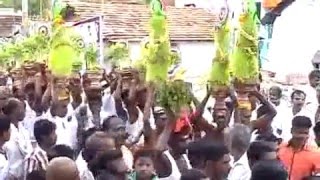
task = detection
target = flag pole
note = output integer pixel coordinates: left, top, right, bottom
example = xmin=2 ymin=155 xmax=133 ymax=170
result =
xmin=21 ymin=0 xmax=28 ymax=28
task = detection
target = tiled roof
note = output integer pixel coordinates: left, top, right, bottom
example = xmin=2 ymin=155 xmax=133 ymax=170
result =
xmin=73 ymin=0 xmax=175 ymax=5
xmin=0 ymin=15 xmax=22 ymax=37
xmin=77 ymin=0 xmax=143 ymax=4
xmin=64 ymin=1 xmax=218 ymax=41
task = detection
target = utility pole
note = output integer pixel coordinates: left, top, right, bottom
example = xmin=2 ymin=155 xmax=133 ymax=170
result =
xmin=21 ymin=0 xmax=28 ymax=31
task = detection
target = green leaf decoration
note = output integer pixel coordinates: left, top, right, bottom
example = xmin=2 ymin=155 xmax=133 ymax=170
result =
xmin=230 ymin=0 xmax=259 ymax=83
xmin=106 ymin=42 xmax=130 ymax=69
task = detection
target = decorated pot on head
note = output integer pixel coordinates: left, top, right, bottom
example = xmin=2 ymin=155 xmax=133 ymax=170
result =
xmin=10 ymin=68 xmax=24 ymax=89
xmin=22 ymin=61 xmax=43 ymax=88
xmin=69 ymin=62 xmax=82 ymax=89
xmin=117 ymin=68 xmax=139 ymax=91
xmin=82 ymin=68 xmax=104 ymax=89
xmin=52 ymin=77 xmax=70 ymax=102
xmin=82 ymin=68 xmax=104 ymax=100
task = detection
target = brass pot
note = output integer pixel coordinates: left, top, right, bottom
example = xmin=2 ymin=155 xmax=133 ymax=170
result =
xmin=233 ymin=78 xmax=258 ymax=111
xmin=39 ymin=62 xmax=47 ymax=76
xmin=11 ymin=68 xmax=23 ymax=79
xmin=10 ymin=68 xmax=23 ymax=88
xmin=83 ymin=69 xmax=104 ymax=89
xmin=211 ymin=85 xmax=229 ymax=100
xmin=22 ymin=62 xmax=40 ymax=77
xmin=69 ymin=72 xmax=81 ymax=87
xmin=233 ymin=78 xmax=258 ymax=93
xmin=53 ymin=77 xmax=69 ymax=89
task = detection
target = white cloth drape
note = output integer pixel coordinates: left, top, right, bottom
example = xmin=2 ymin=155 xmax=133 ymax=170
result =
xmin=263 ymin=0 xmax=320 ymax=82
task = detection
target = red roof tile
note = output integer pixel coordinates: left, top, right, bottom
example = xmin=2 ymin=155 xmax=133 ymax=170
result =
xmin=0 ymin=15 xmax=22 ymax=37
xmin=63 ymin=1 xmax=218 ymax=41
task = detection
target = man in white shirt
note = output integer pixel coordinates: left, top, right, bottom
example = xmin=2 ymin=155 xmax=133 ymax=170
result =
xmin=2 ymin=98 xmax=33 ymax=179
xmin=48 ymin=100 xmax=79 ymax=150
xmin=280 ymin=90 xmax=315 ymax=142
xmin=228 ymin=124 xmax=251 ymax=180
xmin=24 ymin=119 xmax=57 ymax=177
xmin=307 ymin=70 xmax=320 ymax=122
xmin=76 ymin=131 xmax=116 ymax=179
xmin=268 ymin=86 xmax=287 ymax=137
xmin=292 ymin=70 xmax=320 ymax=126
xmin=0 ymin=115 xmax=11 ymax=180
xmin=101 ymin=116 xmax=134 ymax=169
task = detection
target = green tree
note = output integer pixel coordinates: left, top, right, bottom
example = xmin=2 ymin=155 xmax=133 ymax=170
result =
xmin=0 ymin=0 xmax=21 ymax=9
xmin=0 ymin=0 xmax=50 ymax=16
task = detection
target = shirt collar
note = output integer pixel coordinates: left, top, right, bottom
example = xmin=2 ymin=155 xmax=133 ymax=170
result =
xmin=233 ymin=152 xmax=249 ymax=166
xmin=10 ymin=122 xmax=24 ymax=134
xmin=284 ymin=140 xmax=316 ymax=151
xmin=128 ymin=171 xmax=158 ymax=180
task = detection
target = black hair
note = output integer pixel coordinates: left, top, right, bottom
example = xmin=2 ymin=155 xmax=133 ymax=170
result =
xmin=89 ymin=149 xmax=123 ymax=176
xmin=309 ymin=70 xmax=320 ymax=79
xmin=101 ymin=115 xmax=118 ymax=131
xmin=259 ymin=73 xmax=263 ymax=82
xmin=96 ymin=171 xmax=115 ymax=180
xmin=83 ymin=131 xmax=114 ymax=163
xmin=99 ymin=149 xmax=123 ymax=163
xmin=2 ymin=98 xmax=20 ymax=116
xmin=121 ymin=89 xmax=129 ymax=100
xmin=180 ymin=169 xmax=207 ymax=180
xmin=187 ymin=138 xmax=229 ymax=161
xmin=251 ymin=160 xmax=288 ymax=180
xmin=225 ymin=101 xmax=233 ymax=111
xmin=247 ymin=141 xmax=275 ymax=162
xmin=269 ymin=86 xmax=282 ymax=98
xmin=292 ymin=116 xmax=312 ymax=129
xmin=290 ymin=90 xmax=306 ymax=100
xmin=24 ymin=83 xmax=35 ymax=94
xmin=34 ymin=119 xmax=56 ymax=144
xmin=48 ymin=144 xmax=75 ymax=161
xmin=26 ymin=170 xmax=46 ymax=180
xmin=79 ymin=127 xmax=99 ymax=150
xmin=314 ymin=122 xmax=320 ymax=135
xmin=0 ymin=115 xmax=11 ymax=136
xmin=256 ymin=133 xmax=282 ymax=144
xmin=133 ymin=149 xmax=156 ymax=164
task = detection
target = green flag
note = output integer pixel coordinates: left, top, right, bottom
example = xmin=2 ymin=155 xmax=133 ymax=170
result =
xmin=151 ymin=0 xmax=165 ymax=16
xmin=52 ymin=0 xmax=63 ymax=19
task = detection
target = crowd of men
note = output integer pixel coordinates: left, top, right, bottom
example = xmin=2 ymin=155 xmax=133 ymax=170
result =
xmin=0 ymin=69 xmax=320 ymax=180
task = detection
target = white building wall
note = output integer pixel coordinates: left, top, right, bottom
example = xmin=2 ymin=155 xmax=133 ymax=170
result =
xmin=127 ymin=40 xmax=215 ymax=97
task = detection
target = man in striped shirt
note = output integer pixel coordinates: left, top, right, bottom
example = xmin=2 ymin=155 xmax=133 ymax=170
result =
xmin=24 ymin=119 xmax=57 ymax=177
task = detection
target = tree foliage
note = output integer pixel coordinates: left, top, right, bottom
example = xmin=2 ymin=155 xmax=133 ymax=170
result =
xmin=0 ymin=0 xmax=50 ymax=16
